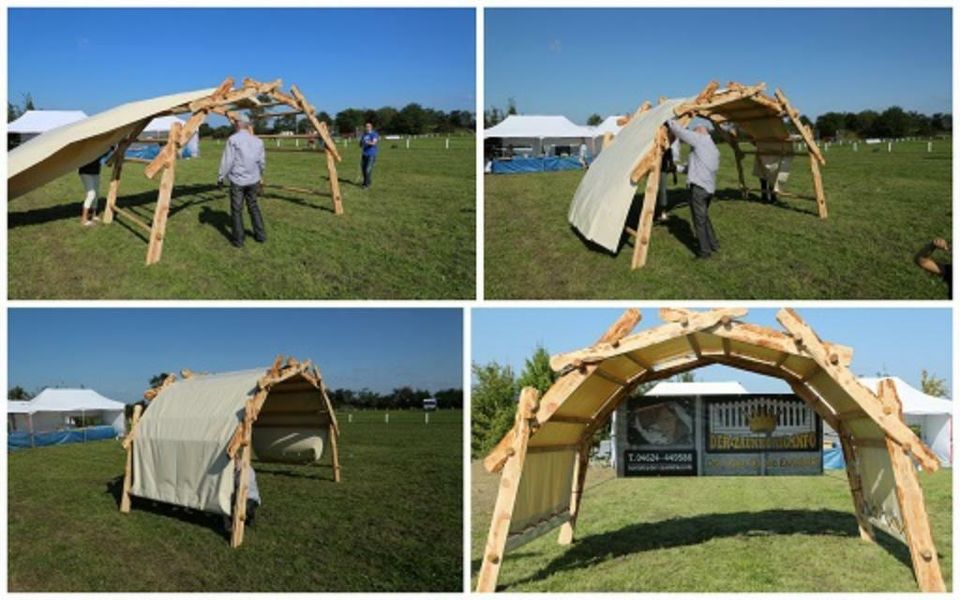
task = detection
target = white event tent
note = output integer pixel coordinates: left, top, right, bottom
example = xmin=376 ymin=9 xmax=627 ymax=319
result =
xmin=8 ymin=110 xmax=89 ymax=143
xmin=8 ymin=388 xmax=127 ymax=435
xmin=485 ymin=115 xmax=595 ymax=156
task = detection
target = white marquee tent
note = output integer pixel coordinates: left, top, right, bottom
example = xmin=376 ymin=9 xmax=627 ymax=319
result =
xmin=8 ymin=388 xmax=127 ymax=435
xmin=140 ymin=115 xmax=199 ymax=157
xmin=8 ymin=110 xmax=89 ymax=143
xmin=485 ymin=115 xmax=595 ymax=156
xmin=591 ymin=115 xmax=623 ymax=138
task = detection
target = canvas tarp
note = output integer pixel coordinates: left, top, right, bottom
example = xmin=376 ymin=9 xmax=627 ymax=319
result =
xmin=131 ymin=368 xmax=259 ymax=515
xmin=568 ymin=98 xmax=690 ymax=252
xmin=8 ymin=87 xmax=215 ymax=199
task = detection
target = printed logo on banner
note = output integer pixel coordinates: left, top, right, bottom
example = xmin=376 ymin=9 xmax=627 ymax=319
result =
xmin=703 ymin=394 xmax=822 ymax=476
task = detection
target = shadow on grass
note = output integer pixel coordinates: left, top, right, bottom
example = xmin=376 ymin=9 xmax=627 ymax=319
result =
xmin=495 ymin=508 xmax=917 ymax=591
xmin=9 ymin=184 xmax=222 ymax=229
xmin=261 ymin=188 xmax=336 ymax=214
xmin=253 ymin=462 xmax=338 ymax=482
xmin=104 ymin=475 xmax=228 ymax=541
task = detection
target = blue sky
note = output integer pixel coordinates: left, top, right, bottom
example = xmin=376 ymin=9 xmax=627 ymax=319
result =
xmin=8 ymin=8 xmax=475 ymax=122
xmin=9 ymin=308 xmax=463 ymax=402
xmin=472 ymin=308 xmax=952 ymax=396
xmin=486 ymin=8 xmax=952 ymax=123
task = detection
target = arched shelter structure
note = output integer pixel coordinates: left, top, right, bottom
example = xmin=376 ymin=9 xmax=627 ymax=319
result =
xmin=120 ymin=356 xmax=341 ymax=548
xmin=8 ymin=76 xmax=343 ymax=265
xmin=568 ymin=81 xmax=826 ymax=270
xmin=476 ymin=308 xmax=944 ymax=593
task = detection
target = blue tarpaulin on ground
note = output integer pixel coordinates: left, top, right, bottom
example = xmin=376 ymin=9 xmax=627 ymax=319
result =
xmin=491 ymin=156 xmax=585 ymax=174
xmin=125 ymin=144 xmax=161 ymax=161
xmin=8 ymin=425 xmax=118 ymax=451
xmin=823 ymin=447 xmax=845 ymax=469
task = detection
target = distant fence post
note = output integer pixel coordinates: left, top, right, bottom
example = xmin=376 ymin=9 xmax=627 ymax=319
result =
xmin=348 ymin=413 xmax=353 ymax=423
xmin=927 ymin=141 xmax=933 ymax=153
xmin=385 ymin=412 xmax=390 ymax=424
xmin=445 ymin=138 xmax=450 ymax=150
xmin=406 ymin=138 xmax=410 ymax=150
xmin=425 ymin=412 xmax=430 ymax=424
xmin=887 ymin=141 xmax=892 ymax=153
xmin=853 ymin=142 xmax=858 ymax=152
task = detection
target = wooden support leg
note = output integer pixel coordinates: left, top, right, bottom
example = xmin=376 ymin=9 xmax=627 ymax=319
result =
xmin=878 ymin=380 xmax=945 ymax=592
xmin=838 ymin=428 xmax=876 ymax=542
xmin=476 ymin=388 xmax=539 ymax=593
xmin=120 ymin=405 xmax=142 ymax=513
xmin=557 ymin=439 xmax=590 ymax=545
xmin=630 ymin=138 xmax=664 ymax=270
xmin=325 ymin=148 xmax=343 ymax=215
xmin=104 ymin=143 xmax=131 ymax=224
xmin=809 ymin=153 xmax=827 ymax=219
xmin=145 ymin=153 xmax=177 ymax=265
xmin=734 ymin=150 xmax=747 ymax=199
xmin=328 ymin=422 xmax=342 ymax=483
xmin=230 ymin=443 xmax=252 ymax=548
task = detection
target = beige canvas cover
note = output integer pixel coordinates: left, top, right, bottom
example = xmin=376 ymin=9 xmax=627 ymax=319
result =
xmin=131 ymin=368 xmax=260 ymax=515
xmin=568 ymin=98 xmax=689 ymax=252
xmin=8 ymin=88 xmax=215 ymax=199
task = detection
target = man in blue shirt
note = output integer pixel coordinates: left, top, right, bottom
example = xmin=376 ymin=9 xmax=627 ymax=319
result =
xmin=218 ymin=118 xmax=266 ymax=247
xmin=359 ymin=122 xmax=379 ymax=188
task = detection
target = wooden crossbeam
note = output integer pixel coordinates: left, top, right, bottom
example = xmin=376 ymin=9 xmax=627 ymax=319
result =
xmin=119 ymin=404 xmax=143 ymax=513
xmin=776 ymin=309 xmax=938 ymax=470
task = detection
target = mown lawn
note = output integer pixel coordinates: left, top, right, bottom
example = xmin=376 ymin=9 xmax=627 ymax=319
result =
xmin=8 ymin=410 xmax=463 ymax=592
xmin=9 ymin=136 xmax=475 ymax=299
xmin=485 ymin=139 xmax=952 ymax=299
xmin=471 ymin=461 xmax=952 ymax=592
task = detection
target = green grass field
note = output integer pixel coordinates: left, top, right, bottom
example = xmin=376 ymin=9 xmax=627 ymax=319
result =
xmin=8 ymin=410 xmax=462 ymax=592
xmin=9 ymin=137 xmax=475 ymax=299
xmin=485 ymin=139 xmax=952 ymax=299
xmin=471 ymin=461 xmax=952 ymax=592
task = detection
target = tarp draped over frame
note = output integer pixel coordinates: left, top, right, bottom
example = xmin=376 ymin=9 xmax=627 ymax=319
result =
xmin=568 ymin=98 xmax=689 ymax=252
xmin=8 ymin=88 xmax=215 ymax=199
xmin=131 ymin=369 xmax=260 ymax=515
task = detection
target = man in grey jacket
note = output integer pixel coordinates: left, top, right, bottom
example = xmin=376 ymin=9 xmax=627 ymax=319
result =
xmin=218 ymin=119 xmax=266 ymax=247
xmin=667 ymin=120 xmax=720 ymax=258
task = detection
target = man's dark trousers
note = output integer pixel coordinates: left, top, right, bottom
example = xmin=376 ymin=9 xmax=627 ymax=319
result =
xmin=361 ymin=154 xmax=376 ymax=187
xmin=230 ymin=183 xmax=266 ymax=246
xmin=690 ymin=184 xmax=719 ymax=257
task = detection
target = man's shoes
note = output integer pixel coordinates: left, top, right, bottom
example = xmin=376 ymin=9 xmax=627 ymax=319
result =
xmin=231 ymin=240 xmax=244 ymax=248
xmin=695 ymin=253 xmax=712 ymax=260
xmin=254 ymin=237 xmax=266 ymax=244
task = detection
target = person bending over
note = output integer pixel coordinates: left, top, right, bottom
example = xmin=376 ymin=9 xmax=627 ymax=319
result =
xmin=218 ymin=119 xmax=266 ymax=248
xmin=77 ymin=150 xmax=111 ymax=226
xmin=667 ymin=120 xmax=720 ymax=259
xmin=915 ymin=238 xmax=952 ymax=297
xmin=359 ymin=122 xmax=380 ymax=188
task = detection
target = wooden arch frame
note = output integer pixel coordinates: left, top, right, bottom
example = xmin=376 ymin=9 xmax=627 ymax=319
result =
xmin=101 ymin=76 xmax=344 ymax=265
xmin=476 ymin=308 xmax=944 ymax=593
xmin=616 ymin=81 xmax=826 ymax=270
xmin=120 ymin=355 xmax=342 ymax=548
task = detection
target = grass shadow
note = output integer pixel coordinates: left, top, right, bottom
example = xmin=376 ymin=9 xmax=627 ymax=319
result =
xmin=104 ymin=475 xmax=228 ymax=541
xmin=261 ymin=189 xmax=336 ymax=214
xmin=500 ymin=508 xmax=917 ymax=591
xmin=9 ymin=183 xmax=222 ymax=229
xmin=253 ymin=462 xmax=338 ymax=482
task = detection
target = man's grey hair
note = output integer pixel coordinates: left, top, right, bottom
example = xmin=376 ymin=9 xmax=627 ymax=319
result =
xmin=235 ymin=117 xmax=252 ymax=130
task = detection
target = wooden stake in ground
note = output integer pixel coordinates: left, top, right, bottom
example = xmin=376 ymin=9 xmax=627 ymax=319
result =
xmin=145 ymin=122 xmax=181 ymax=265
xmin=476 ymin=388 xmax=539 ymax=593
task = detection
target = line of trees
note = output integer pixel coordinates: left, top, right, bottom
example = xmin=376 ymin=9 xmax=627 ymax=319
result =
xmin=815 ymin=107 xmax=951 ymax=140
xmin=200 ymin=99 xmax=475 ymax=140
xmin=326 ymin=386 xmax=462 ymax=410
xmin=484 ymin=96 xmax=952 ymax=142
